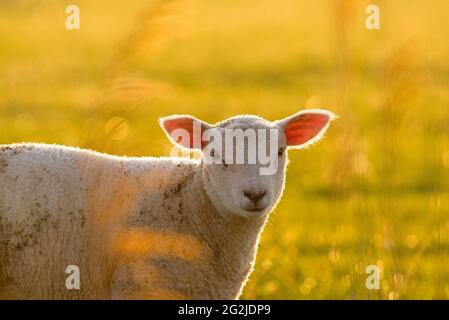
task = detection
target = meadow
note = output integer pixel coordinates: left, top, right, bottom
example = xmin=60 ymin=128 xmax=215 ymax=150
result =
xmin=1 ymin=0 xmax=449 ymax=299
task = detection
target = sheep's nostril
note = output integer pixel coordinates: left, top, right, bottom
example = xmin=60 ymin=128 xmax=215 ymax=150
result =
xmin=243 ymin=190 xmax=267 ymax=202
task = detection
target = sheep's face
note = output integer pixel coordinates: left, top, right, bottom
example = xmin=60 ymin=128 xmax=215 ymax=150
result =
xmin=199 ymin=118 xmax=287 ymax=219
xmin=160 ymin=109 xmax=335 ymax=219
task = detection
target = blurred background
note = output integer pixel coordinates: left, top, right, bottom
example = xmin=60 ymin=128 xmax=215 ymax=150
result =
xmin=1 ymin=0 xmax=449 ymax=299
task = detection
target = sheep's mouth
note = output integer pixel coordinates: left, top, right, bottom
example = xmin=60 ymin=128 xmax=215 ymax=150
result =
xmin=243 ymin=206 xmax=266 ymax=212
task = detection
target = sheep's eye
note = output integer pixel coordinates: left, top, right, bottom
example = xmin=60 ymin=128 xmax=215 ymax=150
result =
xmin=278 ymin=147 xmax=285 ymax=157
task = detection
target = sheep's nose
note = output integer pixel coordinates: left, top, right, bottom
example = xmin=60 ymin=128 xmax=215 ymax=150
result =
xmin=243 ymin=190 xmax=267 ymax=203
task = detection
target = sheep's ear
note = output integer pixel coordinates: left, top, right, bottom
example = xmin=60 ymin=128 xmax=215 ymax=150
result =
xmin=159 ymin=115 xmax=211 ymax=150
xmin=275 ymin=109 xmax=336 ymax=149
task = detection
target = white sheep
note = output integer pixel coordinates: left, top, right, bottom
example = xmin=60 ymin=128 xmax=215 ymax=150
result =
xmin=0 ymin=109 xmax=335 ymax=299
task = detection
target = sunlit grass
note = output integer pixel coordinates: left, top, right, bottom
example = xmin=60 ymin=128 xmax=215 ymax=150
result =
xmin=1 ymin=0 xmax=448 ymax=299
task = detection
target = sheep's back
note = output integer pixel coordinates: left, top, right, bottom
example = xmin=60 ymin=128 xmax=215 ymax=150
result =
xmin=0 ymin=143 xmax=116 ymax=299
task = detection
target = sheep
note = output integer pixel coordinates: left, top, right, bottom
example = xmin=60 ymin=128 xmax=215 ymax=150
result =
xmin=0 ymin=109 xmax=335 ymax=299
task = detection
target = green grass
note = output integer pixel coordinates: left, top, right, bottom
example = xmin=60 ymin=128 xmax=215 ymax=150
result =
xmin=1 ymin=0 xmax=449 ymax=299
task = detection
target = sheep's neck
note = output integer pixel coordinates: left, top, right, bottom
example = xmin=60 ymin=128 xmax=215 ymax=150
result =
xmin=191 ymin=165 xmax=268 ymax=298
xmin=128 ymin=160 xmax=268 ymax=299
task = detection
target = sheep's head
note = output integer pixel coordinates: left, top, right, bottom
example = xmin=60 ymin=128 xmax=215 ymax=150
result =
xmin=159 ymin=109 xmax=335 ymax=219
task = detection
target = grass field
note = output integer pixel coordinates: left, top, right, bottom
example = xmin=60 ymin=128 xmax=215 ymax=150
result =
xmin=1 ymin=0 xmax=449 ymax=299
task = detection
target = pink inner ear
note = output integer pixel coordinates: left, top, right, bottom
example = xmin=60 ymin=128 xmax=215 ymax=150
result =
xmin=163 ymin=118 xmax=207 ymax=149
xmin=284 ymin=113 xmax=330 ymax=146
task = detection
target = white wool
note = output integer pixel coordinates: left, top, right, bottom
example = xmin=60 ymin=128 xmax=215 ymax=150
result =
xmin=0 ymin=110 xmax=334 ymax=299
